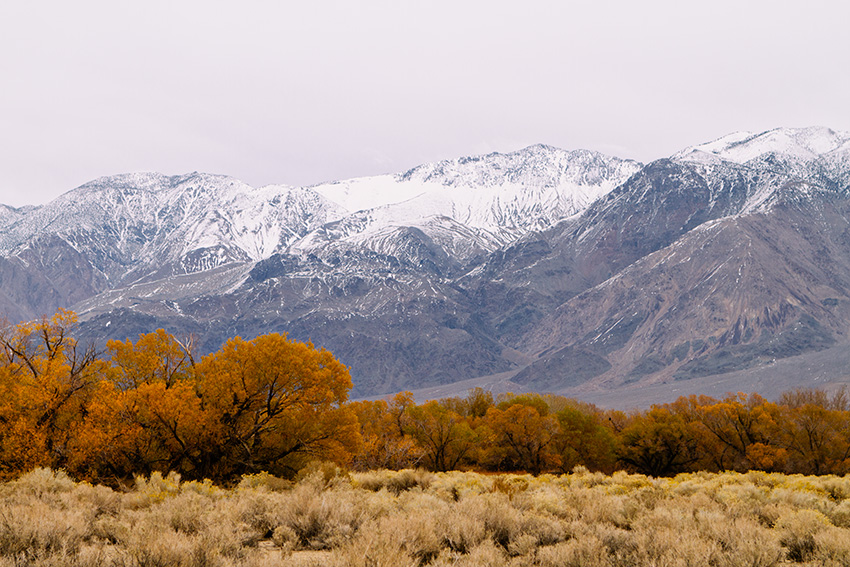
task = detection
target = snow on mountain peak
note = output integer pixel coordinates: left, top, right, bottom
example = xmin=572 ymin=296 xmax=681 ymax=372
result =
xmin=667 ymin=127 xmax=850 ymax=219
xmin=301 ymin=146 xmax=643 ymax=257
xmin=306 ymin=145 xmax=641 ymax=216
xmin=3 ymin=145 xmax=640 ymax=276
xmin=0 ymin=204 xmax=38 ymax=231
xmin=675 ymin=126 xmax=850 ymax=166
xmin=397 ymin=145 xmax=640 ymax=190
xmin=0 ymin=172 xmax=347 ymax=282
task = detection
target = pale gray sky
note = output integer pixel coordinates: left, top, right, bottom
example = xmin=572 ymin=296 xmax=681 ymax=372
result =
xmin=1 ymin=0 xmax=848 ymax=207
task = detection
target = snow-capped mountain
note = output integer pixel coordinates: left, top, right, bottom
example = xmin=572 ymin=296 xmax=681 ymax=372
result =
xmin=3 ymin=129 xmax=850 ymax=404
xmin=0 ymin=145 xmax=637 ymax=324
xmin=0 ymin=204 xmax=38 ymax=231
xmin=677 ymin=126 xmax=850 ymax=164
xmin=310 ymin=145 xmax=640 ymax=244
xmin=0 ymin=172 xmax=347 ymax=280
xmin=675 ymin=126 xmax=850 ymax=191
xmin=1 ymin=147 xmax=638 ymax=269
xmin=283 ymin=146 xmax=641 ymax=277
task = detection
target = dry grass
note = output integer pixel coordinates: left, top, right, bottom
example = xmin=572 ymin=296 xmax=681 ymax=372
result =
xmin=2 ymin=467 xmax=850 ymax=566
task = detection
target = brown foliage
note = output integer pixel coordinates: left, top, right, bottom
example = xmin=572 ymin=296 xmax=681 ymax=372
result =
xmin=484 ymin=400 xmax=560 ymax=474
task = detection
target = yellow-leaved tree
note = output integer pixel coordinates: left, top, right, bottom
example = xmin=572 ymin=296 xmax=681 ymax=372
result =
xmin=196 ymin=333 xmax=361 ymax=479
xmin=349 ymin=393 xmax=423 ymax=470
xmin=70 ymin=329 xmax=208 ymax=480
xmin=71 ymin=328 xmax=360 ymax=482
xmin=484 ymin=395 xmax=561 ymax=475
xmin=0 ymin=310 xmax=102 ymax=479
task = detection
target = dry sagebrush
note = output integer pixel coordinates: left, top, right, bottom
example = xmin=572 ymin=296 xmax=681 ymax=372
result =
xmin=2 ymin=467 xmax=850 ymax=566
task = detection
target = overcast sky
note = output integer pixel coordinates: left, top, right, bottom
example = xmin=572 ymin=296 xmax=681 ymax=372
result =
xmin=1 ymin=1 xmax=848 ymax=207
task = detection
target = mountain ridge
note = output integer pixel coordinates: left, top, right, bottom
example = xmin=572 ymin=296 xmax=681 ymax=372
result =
xmin=3 ymin=127 xmax=850 ymax=404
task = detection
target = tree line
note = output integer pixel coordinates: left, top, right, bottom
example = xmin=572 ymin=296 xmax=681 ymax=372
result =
xmin=351 ymin=386 xmax=850 ymax=477
xmin=2 ymin=310 xmax=849 ymax=483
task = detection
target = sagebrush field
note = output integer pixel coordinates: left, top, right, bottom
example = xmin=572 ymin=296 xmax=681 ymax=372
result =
xmin=4 ymin=466 xmax=850 ymax=567
xmin=6 ymin=311 xmax=850 ymax=566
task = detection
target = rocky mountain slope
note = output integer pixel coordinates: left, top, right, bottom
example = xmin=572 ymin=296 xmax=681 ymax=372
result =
xmin=3 ymin=129 xmax=850 ymax=402
xmin=503 ymin=128 xmax=850 ymax=397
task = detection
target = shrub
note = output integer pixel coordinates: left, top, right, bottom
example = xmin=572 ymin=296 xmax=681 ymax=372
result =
xmin=6 ymin=468 xmax=76 ymax=497
xmin=1 ymin=468 xmax=849 ymax=567
xmin=295 ymin=461 xmax=350 ymax=488
xmin=238 ymin=471 xmax=293 ymax=492
xmin=352 ymin=468 xmax=434 ymax=495
xmin=277 ymin=481 xmax=365 ymax=550
xmin=776 ymin=509 xmax=832 ymax=562
xmin=0 ymin=501 xmax=90 ymax=557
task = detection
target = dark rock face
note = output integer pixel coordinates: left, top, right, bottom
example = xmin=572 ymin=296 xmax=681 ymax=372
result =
xmin=3 ymin=129 xmax=850 ymax=400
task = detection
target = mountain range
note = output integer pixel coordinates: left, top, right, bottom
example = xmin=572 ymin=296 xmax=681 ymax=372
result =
xmin=2 ymin=127 xmax=850 ymax=405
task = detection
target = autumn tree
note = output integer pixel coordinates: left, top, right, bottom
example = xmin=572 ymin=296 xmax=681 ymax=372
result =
xmin=0 ymin=310 xmax=102 ymax=479
xmin=436 ymin=388 xmax=495 ymax=420
xmin=484 ymin=395 xmax=561 ymax=475
xmin=553 ymin=402 xmax=617 ymax=473
xmin=616 ymin=407 xmax=700 ymax=476
xmin=69 ymin=329 xmax=208 ymax=480
xmin=388 ymin=391 xmax=415 ymax=437
xmin=405 ymin=400 xmax=478 ymax=472
xmin=73 ymin=328 xmax=361 ymax=482
xmin=196 ymin=333 xmax=361 ymax=479
xmin=106 ymin=329 xmax=196 ymax=389
xmin=465 ymin=387 xmax=495 ymax=419
xmin=778 ymin=388 xmax=850 ymax=474
xmin=686 ymin=393 xmax=786 ymax=472
xmin=350 ymin=394 xmax=423 ymax=470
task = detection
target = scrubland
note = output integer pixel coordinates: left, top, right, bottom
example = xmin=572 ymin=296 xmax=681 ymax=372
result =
xmin=4 ymin=466 xmax=850 ymax=567
xmin=7 ymin=312 xmax=850 ymax=566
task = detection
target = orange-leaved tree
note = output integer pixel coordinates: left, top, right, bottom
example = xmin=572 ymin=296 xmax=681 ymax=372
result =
xmin=484 ymin=394 xmax=561 ymax=475
xmin=0 ymin=309 xmax=103 ymax=479
xmin=196 ymin=333 xmax=361 ymax=479
xmin=349 ymin=393 xmax=423 ymax=470
xmin=778 ymin=388 xmax=850 ymax=475
xmin=616 ymin=407 xmax=701 ymax=476
xmin=405 ymin=400 xmax=478 ymax=472
xmin=70 ymin=329 xmax=209 ymax=480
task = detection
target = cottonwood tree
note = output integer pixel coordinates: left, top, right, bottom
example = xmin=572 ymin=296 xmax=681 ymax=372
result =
xmin=683 ymin=393 xmax=785 ymax=472
xmin=349 ymin=395 xmax=423 ymax=470
xmin=617 ymin=407 xmax=701 ymax=476
xmin=778 ymin=388 xmax=850 ymax=474
xmin=405 ymin=401 xmax=478 ymax=472
xmin=75 ymin=329 xmax=361 ymax=481
xmin=553 ymin=403 xmax=617 ymax=473
xmin=484 ymin=396 xmax=560 ymax=475
xmin=197 ymin=333 xmax=361 ymax=478
xmin=71 ymin=329 xmax=208 ymax=480
xmin=0 ymin=310 xmax=102 ymax=479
